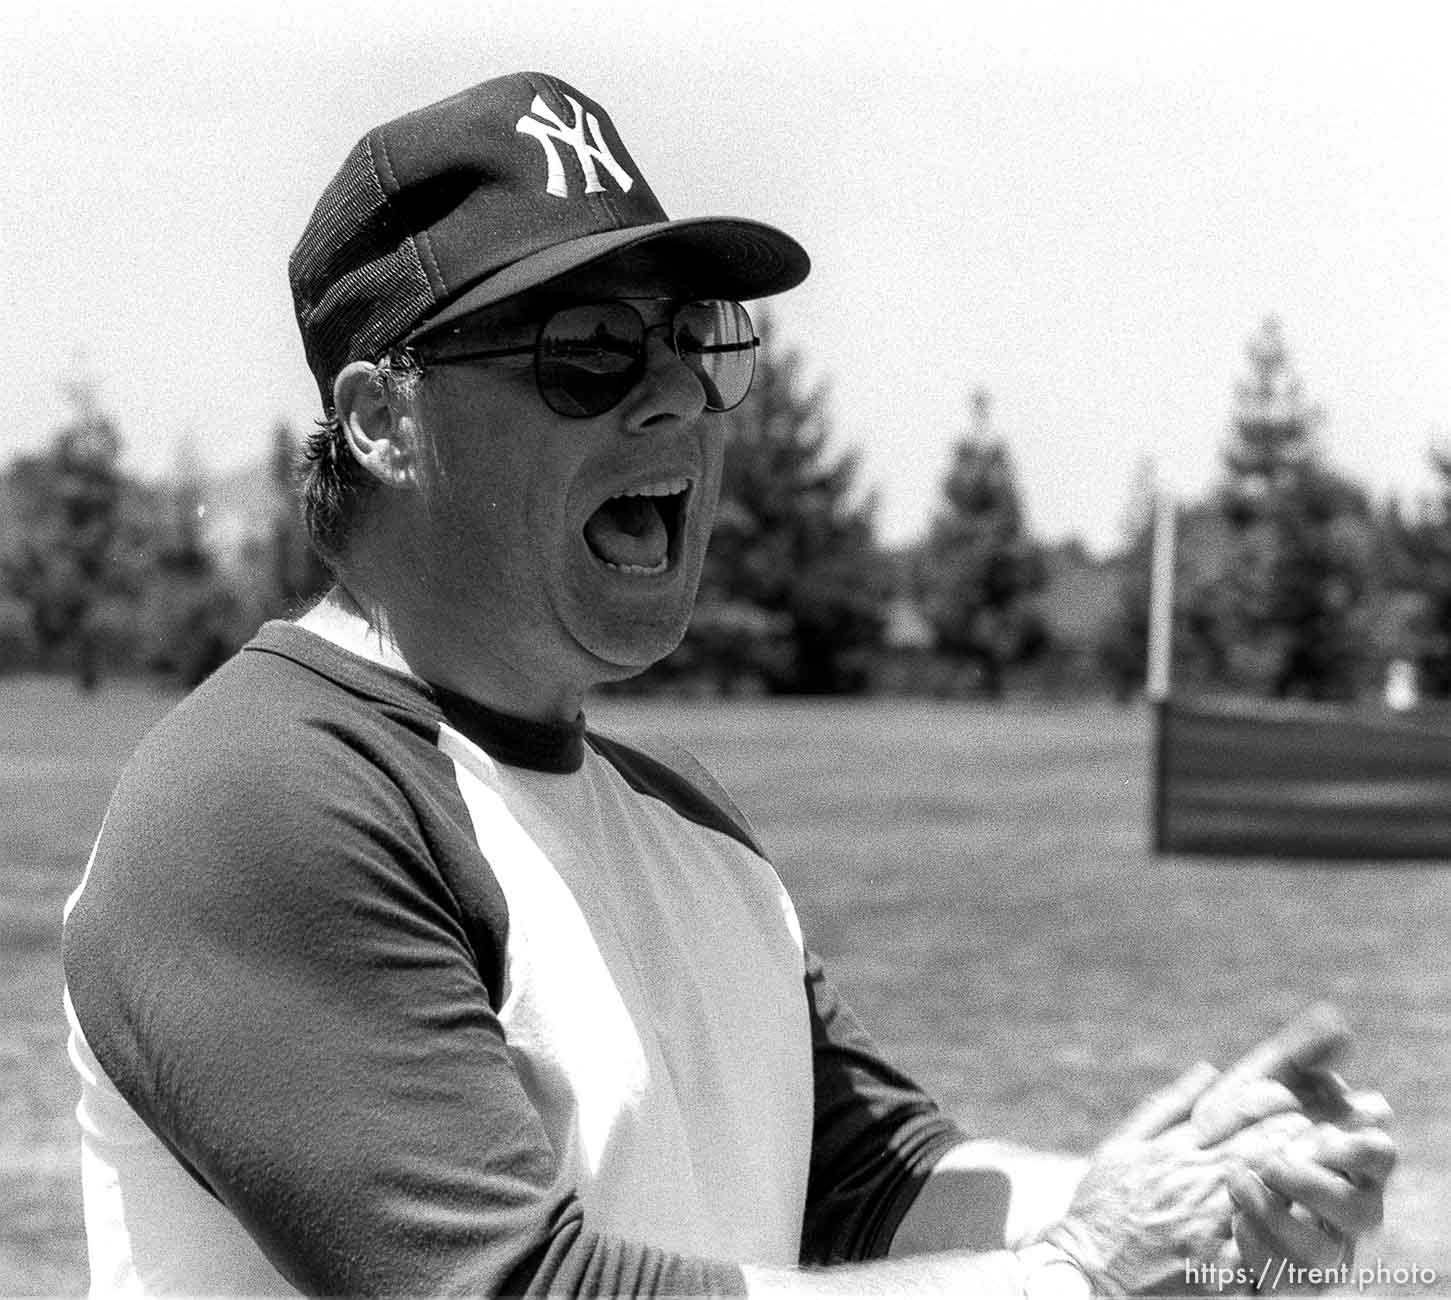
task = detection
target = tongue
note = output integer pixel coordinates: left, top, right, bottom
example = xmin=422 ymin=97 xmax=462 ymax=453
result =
xmin=584 ymin=495 xmax=669 ymax=569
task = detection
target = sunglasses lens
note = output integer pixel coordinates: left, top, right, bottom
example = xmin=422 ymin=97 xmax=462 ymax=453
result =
xmin=533 ymin=299 xmax=756 ymax=417
xmin=537 ymin=303 xmax=644 ymax=417
xmin=674 ymin=301 xmax=755 ymax=412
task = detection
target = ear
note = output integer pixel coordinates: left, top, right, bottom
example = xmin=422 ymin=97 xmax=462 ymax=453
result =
xmin=332 ymin=361 xmax=420 ymax=489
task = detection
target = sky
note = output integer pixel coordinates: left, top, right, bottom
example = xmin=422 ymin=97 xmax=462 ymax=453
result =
xmin=2 ymin=0 xmax=1446 ymax=554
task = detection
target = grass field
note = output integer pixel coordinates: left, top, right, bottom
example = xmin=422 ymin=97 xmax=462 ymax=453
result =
xmin=3 ymin=679 xmax=1448 ymax=1295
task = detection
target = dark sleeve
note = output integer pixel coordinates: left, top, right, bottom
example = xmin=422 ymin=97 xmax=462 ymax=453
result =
xmin=63 ymin=712 xmax=745 ymax=1298
xmin=800 ymin=948 xmax=968 ymax=1265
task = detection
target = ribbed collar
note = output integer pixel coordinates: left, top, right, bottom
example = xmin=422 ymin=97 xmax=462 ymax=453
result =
xmin=431 ymin=681 xmax=586 ymax=774
xmin=246 ymin=621 xmax=587 ymax=774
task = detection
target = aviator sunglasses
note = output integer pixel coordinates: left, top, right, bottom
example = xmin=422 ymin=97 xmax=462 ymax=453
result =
xmin=410 ymin=298 xmax=759 ymax=419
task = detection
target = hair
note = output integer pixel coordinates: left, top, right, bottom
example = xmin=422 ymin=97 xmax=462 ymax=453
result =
xmin=299 ymin=350 xmax=426 ymax=568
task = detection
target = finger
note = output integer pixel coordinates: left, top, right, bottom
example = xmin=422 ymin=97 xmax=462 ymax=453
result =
xmin=1203 ymin=1182 xmax=1238 ymax=1246
xmin=1284 ymin=1066 xmax=1355 ymax=1122
xmin=1337 ymin=1089 xmax=1395 ymax=1131
xmin=1231 ymin=1212 xmax=1280 ymax=1288
xmin=1213 ymin=1233 xmax=1243 ymax=1274
xmin=1115 ymin=1061 xmax=1221 ymax=1141
xmin=1251 ymin=1144 xmax=1384 ymax=1237
xmin=1169 ymin=1176 xmax=1239 ymax=1267
xmin=1229 ymin=1165 xmax=1347 ymax=1270
xmin=1217 ymin=1003 xmax=1350 ymax=1089
xmin=1231 ymin=1210 xmax=1346 ymax=1294
xmin=1299 ymin=1124 xmax=1399 ymax=1190
xmin=1192 ymin=1078 xmax=1304 ymax=1146
xmin=1216 ymin=1112 xmax=1313 ymax=1164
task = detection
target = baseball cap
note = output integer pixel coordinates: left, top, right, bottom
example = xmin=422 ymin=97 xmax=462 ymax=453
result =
xmin=289 ymin=71 xmax=810 ymax=407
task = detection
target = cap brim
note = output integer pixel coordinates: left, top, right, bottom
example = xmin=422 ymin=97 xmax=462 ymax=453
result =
xmin=405 ymin=216 xmax=809 ymax=342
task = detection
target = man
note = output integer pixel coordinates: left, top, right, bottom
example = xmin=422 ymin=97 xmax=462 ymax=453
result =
xmin=63 ymin=71 xmax=1394 ymax=1297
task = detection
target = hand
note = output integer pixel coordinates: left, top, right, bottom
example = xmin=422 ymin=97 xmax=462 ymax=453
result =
xmin=1043 ymin=1011 xmax=1394 ymax=1297
xmin=1044 ymin=1062 xmax=1237 ymax=1296
xmin=1228 ymin=1084 xmax=1397 ymax=1294
xmin=1183 ymin=1008 xmax=1396 ymax=1293
xmin=1187 ymin=1003 xmax=1350 ymax=1146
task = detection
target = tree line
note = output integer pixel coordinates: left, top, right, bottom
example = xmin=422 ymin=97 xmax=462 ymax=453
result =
xmin=0 ymin=381 xmax=326 ymax=690
xmin=3 ymin=315 xmax=1448 ymax=704
xmin=1098 ymin=317 xmax=1451 ymax=705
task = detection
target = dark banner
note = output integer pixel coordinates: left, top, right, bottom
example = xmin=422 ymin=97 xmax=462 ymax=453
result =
xmin=1156 ymin=697 xmax=1451 ymax=859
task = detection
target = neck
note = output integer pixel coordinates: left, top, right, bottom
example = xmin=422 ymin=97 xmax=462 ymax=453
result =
xmin=297 ymin=581 xmax=411 ymax=676
xmin=297 ymin=580 xmax=588 ymax=724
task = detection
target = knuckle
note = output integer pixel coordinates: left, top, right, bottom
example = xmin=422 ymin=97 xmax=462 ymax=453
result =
xmin=1366 ymin=1129 xmax=1399 ymax=1164
xmin=1248 ymin=1143 xmax=1296 ymax=1190
xmin=1228 ymin=1164 xmax=1274 ymax=1215
xmin=1348 ymin=1090 xmax=1396 ymax=1128
xmin=1262 ymin=1079 xmax=1303 ymax=1110
xmin=1341 ymin=1128 xmax=1399 ymax=1179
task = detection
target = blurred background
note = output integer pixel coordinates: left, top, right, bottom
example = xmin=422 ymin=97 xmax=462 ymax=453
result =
xmin=0 ymin=0 xmax=1446 ymax=698
xmin=2 ymin=0 xmax=1447 ymax=1293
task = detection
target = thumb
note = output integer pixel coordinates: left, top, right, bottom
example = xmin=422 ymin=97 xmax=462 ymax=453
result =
xmin=1216 ymin=1003 xmax=1350 ymax=1090
xmin=1113 ymin=1061 xmax=1221 ymax=1142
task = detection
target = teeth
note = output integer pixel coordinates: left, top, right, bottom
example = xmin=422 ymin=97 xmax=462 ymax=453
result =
xmin=616 ymin=477 xmax=689 ymax=499
xmin=604 ymin=557 xmax=669 ymax=576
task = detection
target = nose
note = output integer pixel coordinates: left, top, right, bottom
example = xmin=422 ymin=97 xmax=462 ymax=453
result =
xmin=619 ymin=326 xmax=707 ymax=434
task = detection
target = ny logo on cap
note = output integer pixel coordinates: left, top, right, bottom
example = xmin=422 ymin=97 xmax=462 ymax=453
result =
xmin=515 ymin=93 xmax=635 ymax=199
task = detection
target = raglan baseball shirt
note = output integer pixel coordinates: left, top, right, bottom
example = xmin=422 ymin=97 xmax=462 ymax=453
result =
xmin=62 ymin=621 xmax=965 ymax=1296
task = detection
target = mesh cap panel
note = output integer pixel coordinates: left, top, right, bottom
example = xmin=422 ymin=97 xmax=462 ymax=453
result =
xmin=289 ymin=139 xmax=434 ymax=409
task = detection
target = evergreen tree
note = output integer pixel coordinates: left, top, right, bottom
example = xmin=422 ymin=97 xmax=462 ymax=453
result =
xmin=917 ymin=389 xmax=1046 ymax=698
xmin=675 ymin=310 xmax=889 ymax=694
xmin=137 ymin=439 xmax=247 ymax=688
xmin=1216 ymin=318 xmax=1373 ymax=699
xmin=1399 ymin=449 xmax=1451 ymax=697
xmin=1095 ymin=459 xmax=1158 ymax=700
xmin=167 ymin=439 xmax=213 ymax=580
xmin=2 ymin=374 xmax=124 ymax=689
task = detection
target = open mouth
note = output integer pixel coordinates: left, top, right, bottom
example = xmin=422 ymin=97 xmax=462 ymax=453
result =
xmin=582 ymin=477 xmax=691 ymax=576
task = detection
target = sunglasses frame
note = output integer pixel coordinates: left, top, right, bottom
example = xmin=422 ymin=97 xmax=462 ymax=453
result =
xmin=409 ymin=298 xmax=759 ymax=419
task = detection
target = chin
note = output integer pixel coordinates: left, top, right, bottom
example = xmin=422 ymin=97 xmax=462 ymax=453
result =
xmin=564 ymin=603 xmax=693 ymax=680
xmin=587 ymin=655 xmax=666 ymax=688
xmin=557 ymin=552 xmax=703 ymax=681
xmin=579 ymin=624 xmax=689 ymax=678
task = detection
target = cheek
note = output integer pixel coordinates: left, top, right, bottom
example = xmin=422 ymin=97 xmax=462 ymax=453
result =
xmin=427 ymin=451 xmax=579 ymax=607
xmin=694 ymin=449 xmax=726 ymax=534
xmin=415 ymin=403 xmax=519 ymax=539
